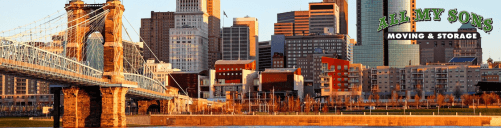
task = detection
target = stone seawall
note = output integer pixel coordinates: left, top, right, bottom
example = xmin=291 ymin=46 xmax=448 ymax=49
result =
xmin=150 ymin=115 xmax=497 ymax=126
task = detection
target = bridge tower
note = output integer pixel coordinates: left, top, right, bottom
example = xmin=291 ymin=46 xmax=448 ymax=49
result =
xmin=61 ymin=0 xmax=128 ymax=127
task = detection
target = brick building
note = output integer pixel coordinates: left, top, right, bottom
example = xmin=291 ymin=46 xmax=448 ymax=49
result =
xmin=140 ymin=11 xmax=175 ymax=62
xmin=260 ymin=68 xmax=304 ymax=99
xmin=166 ymin=71 xmax=204 ymax=98
xmin=272 ymin=53 xmax=285 ymax=68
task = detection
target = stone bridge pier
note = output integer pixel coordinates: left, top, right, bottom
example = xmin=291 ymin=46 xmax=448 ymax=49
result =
xmin=137 ymin=97 xmax=191 ymax=115
xmin=53 ymin=86 xmax=129 ymax=127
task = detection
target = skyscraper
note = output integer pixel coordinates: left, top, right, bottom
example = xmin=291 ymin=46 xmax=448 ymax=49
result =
xmin=207 ymin=0 xmax=221 ymax=69
xmin=233 ymin=17 xmax=258 ymax=59
xmin=274 ymin=11 xmax=310 ymax=36
xmin=257 ymin=41 xmax=271 ymax=71
xmin=322 ymin=0 xmax=349 ymax=34
xmin=354 ymin=0 xmax=419 ymax=68
xmin=140 ymin=11 xmax=175 ymax=62
xmin=387 ymin=0 xmax=419 ymax=68
xmin=169 ymin=0 xmax=209 ymax=72
xmin=308 ymin=2 xmax=340 ymax=35
xmin=222 ymin=25 xmax=250 ymax=60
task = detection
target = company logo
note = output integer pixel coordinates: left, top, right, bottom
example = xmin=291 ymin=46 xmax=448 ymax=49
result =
xmin=377 ymin=8 xmax=493 ymax=34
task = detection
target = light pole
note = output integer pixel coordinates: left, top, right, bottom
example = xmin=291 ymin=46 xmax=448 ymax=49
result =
xmin=249 ymin=87 xmax=251 ymax=113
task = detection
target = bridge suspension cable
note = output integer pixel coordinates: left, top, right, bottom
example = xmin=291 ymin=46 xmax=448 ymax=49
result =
xmin=123 ymin=15 xmax=190 ymax=97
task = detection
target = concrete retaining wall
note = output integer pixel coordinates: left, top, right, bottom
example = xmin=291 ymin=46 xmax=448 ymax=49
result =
xmin=151 ymin=115 xmax=496 ymax=126
xmin=126 ymin=115 xmax=150 ymax=125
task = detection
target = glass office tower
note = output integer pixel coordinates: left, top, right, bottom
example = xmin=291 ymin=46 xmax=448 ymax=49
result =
xmin=354 ymin=0 xmax=419 ymax=68
xmin=388 ymin=0 xmax=419 ymax=68
xmin=354 ymin=0 xmax=385 ymax=68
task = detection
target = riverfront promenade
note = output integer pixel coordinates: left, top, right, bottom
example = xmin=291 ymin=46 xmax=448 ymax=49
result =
xmin=146 ymin=115 xmax=501 ymax=126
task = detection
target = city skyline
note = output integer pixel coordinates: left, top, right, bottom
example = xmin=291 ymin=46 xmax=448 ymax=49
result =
xmin=0 ymin=0 xmax=499 ymax=64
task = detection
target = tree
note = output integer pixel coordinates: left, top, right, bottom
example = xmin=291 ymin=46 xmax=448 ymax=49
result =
xmin=428 ymin=95 xmax=436 ymax=103
xmin=304 ymin=95 xmax=313 ymax=114
xmin=344 ymin=96 xmax=350 ymax=110
xmin=414 ymin=94 xmax=420 ymax=109
xmin=234 ymin=103 xmax=243 ymax=114
xmin=374 ymin=94 xmax=380 ymax=106
xmin=322 ymin=103 xmax=329 ymax=113
xmin=313 ymin=101 xmax=320 ymax=113
xmin=482 ymin=92 xmax=492 ymax=107
xmin=391 ymin=91 xmax=398 ymax=108
xmin=447 ymin=94 xmax=454 ymax=106
xmin=295 ymin=97 xmax=301 ymax=112
xmin=437 ymin=94 xmax=445 ymax=108
xmin=368 ymin=95 xmax=373 ymax=104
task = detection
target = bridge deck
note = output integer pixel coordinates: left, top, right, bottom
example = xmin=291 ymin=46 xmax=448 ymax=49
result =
xmin=0 ymin=58 xmax=137 ymax=86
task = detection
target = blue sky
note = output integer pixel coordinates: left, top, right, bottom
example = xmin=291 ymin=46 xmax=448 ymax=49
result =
xmin=0 ymin=0 xmax=499 ymax=63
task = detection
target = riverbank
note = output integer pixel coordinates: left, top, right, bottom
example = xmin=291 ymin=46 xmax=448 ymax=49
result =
xmin=150 ymin=115 xmax=499 ymax=126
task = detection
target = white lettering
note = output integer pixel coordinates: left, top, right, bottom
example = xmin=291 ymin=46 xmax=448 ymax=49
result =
xmin=412 ymin=33 xmax=418 ymax=39
xmin=447 ymin=33 xmax=453 ymax=39
xmin=396 ymin=33 xmax=402 ymax=39
xmin=388 ymin=33 xmax=395 ymax=39
xmin=419 ymin=33 xmax=424 ymax=39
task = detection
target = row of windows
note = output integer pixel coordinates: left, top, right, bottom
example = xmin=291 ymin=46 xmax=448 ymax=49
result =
xmin=218 ymin=73 xmax=242 ymax=76
xmin=219 ymin=68 xmax=243 ymax=71
xmin=287 ymin=39 xmax=343 ymax=43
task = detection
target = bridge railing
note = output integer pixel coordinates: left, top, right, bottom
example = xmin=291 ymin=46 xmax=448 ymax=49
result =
xmin=0 ymin=38 xmax=104 ymax=83
xmin=124 ymin=73 xmax=165 ymax=93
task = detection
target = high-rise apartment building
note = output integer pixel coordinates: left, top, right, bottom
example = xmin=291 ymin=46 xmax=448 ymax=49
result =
xmin=308 ymin=2 xmax=340 ymax=35
xmin=140 ymin=11 xmax=175 ymax=62
xmin=207 ymin=0 xmax=221 ymax=69
xmin=222 ymin=26 xmax=250 ymax=60
xmin=170 ymin=0 xmax=209 ymax=72
xmin=233 ymin=17 xmax=258 ymax=59
xmin=355 ymin=0 xmax=419 ymax=68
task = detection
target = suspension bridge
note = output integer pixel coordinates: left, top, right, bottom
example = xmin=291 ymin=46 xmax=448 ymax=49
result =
xmin=0 ymin=0 xmax=192 ymax=127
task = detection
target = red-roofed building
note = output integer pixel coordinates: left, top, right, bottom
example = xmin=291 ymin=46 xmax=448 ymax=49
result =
xmin=211 ymin=60 xmax=258 ymax=102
